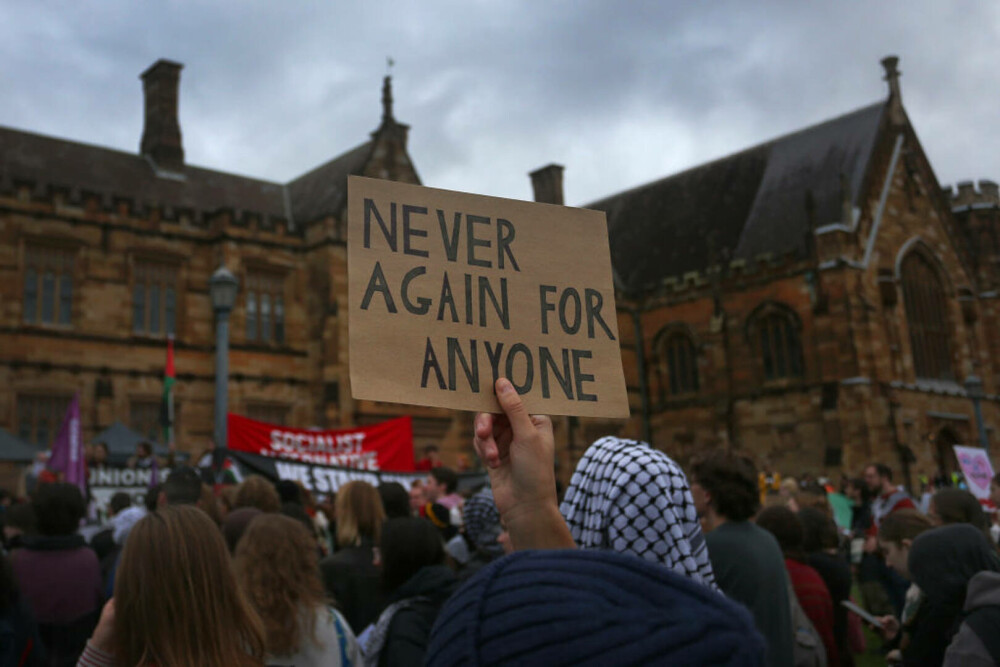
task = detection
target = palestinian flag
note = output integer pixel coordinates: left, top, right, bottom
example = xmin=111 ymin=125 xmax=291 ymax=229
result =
xmin=160 ymin=336 xmax=175 ymax=448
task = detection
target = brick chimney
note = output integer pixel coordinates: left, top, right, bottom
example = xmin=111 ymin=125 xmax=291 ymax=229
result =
xmin=530 ymin=164 xmax=565 ymax=205
xmin=140 ymin=60 xmax=184 ymax=172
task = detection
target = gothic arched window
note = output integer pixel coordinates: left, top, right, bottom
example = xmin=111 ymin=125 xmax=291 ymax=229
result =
xmin=900 ymin=252 xmax=953 ymax=380
xmin=657 ymin=330 xmax=699 ymax=397
xmin=749 ymin=304 xmax=803 ymax=381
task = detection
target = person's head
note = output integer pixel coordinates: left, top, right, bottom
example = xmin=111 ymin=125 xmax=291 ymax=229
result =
xmin=199 ymin=484 xmax=224 ymax=526
xmin=3 ymin=502 xmax=36 ymax=546
xmin=31 ymin=482 xmax=85 ymax=536
xmin=114 ymin=505 xmax=266 ymax=666
xmin=426 ymin=467 xmax=458 ymax=502
xmin=877 ymin=509 xmax=933 ymax=578
xmin=908 ymin=524 xmax=1000 ymax=619
xmin=409 ymin=480 xmax=426 ymax=512
xmin=463 ymin=488 xmax=503 ymax=559
xmin=223 ymin=507 xmax=263 ymax=554
xmin=421 ymin=502 xmax=457 ymax=542
xmin=93 ymin=442 xmax=109 ymax=465
xmin=846 ymin=477 xmax=871 ymax=504
xmin=798 ymin=507 xmax=840 ymax=554
xmin=689 ymin=450 xmax=759 ymax=526
xmin=929 ymin=487 xmax=989 ymax=529
xmin=755 ymin=506 xmax=804 ymax=559
xmin=109 ymin=491 xmax=133 ymax=517
xmin=234 ymin=476 xmax=281 ymax=514
xmin=275 ymin=480 xmax=302 ymax=506
xmin=279 ymin=502 xmax=315 ymax=537
xmin=159 ymin=467 xmax=203 ymax=508
xmin=423 ymin=444 xmax=440 ymax=463
xmin=135 ymin=442 xmax=153 ymax=459
xmin=378 ymin=482 xmax=411 ymax=520
xmin=380 ymin=517 xmax=446 ymax=594
xmin=234 ymin=514 xmax=325 ymax=656
xmin=864 ymin=463 xmax=893 ymax=494
xmin=560 ymin=436 xmax=713 ymax=584
xmin=424 ymin=549 xmax=765 ymax=666
xmin=335 ymin=481 xmax=385 ymax=548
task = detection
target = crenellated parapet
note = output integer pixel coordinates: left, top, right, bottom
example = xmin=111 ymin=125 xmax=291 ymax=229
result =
xmin=946 ymin=180 xmax=1000 ymax=211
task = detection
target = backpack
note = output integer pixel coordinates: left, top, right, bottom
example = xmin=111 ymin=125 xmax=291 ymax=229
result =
xmin=787 ymin=579 xmax=827 ymax=667
xmin=962 ymin=604 xmax=1000 ymax=665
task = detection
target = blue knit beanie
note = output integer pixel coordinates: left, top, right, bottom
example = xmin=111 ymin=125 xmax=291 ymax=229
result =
xmin=426 ymin=548 xmax=765 ymax=666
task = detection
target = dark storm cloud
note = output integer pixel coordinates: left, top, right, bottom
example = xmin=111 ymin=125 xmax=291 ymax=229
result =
xmin=1 ymin=1 xmax=998 ymax=206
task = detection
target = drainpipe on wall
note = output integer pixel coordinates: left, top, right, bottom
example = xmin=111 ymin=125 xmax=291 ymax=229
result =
xmin=885 ymin=386 xmax=913 ymax=494
xmin=630 ymin=306 xmax=653 ymax=445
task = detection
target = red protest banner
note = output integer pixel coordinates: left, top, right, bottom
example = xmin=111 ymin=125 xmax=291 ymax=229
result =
xmin=227 ymin=414 xmax=415 ymax=472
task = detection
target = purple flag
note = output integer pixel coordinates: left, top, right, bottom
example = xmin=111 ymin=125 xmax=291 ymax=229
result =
xmin=48 ymin=394 xmax=85 ymax=495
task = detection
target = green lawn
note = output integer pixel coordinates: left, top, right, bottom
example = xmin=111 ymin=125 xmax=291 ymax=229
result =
xmin=854 ymin=625 xmax=886 ymax=667
xmin=850 ymin=584 xmax=887 ymax=667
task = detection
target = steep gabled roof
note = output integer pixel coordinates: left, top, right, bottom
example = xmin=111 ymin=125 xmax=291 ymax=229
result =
xmin=0 ymin=126 xmax=288 ymax=220
xmin=286 ymin=140 xmax=373 ymax=225
xmin=0 ymin=128 xmax=385 ymax=230
xmin=589 ymin=101 xmax=887 ymax=294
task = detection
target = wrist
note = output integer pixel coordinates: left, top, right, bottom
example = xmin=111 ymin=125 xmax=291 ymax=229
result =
xmin=503 ymin=501 xmax=575 ymax=551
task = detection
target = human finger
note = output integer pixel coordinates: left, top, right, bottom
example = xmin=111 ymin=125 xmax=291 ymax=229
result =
xmin=495 ymin=378 xmax=534 ymax=437
xmin=473 ymin=413 xmax=500 ymax=468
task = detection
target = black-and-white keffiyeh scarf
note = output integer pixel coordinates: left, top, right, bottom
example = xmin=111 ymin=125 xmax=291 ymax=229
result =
xmin=560 ymin=436 xmax=717 ymax=588
xmin=462 ymin=488 xmax=504 ymax=558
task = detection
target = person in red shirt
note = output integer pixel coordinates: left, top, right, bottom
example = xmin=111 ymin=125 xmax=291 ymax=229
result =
xmin=757 ymin=505 xmax=839 ymax=667
xmin=863 ymin=463 xmax=916 ymax=544
xmin=863 ymin=463 xmax=916 ymax=616
xmin=414 ymin=444 xmax=443 ymax=472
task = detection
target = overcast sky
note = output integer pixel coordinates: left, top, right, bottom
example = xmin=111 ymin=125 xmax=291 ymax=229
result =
xmin=2 ymin=2 xmax=997 ymax=206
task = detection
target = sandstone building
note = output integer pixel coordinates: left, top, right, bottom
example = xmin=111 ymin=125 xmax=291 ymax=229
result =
xmin=581 ymin=56 xmax=1000 ymax=484
xmin=0 ymin=59 xmax=474 ymax=467
xmin=1 ymin=56 xmax=997 ymax=489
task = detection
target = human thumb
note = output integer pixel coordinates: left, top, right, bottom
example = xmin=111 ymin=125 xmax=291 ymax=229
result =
xmin=495 ymin=378 xmax=533 ymax=437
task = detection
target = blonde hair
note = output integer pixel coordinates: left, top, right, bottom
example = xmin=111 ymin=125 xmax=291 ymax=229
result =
xmin=114 ymin=506 xmax=266 ymax=666
xmin=335 ymin=481 xmax=385 ymax=548
xmin=234 ymin=514 xmax=327 ymax=657
xmin=235 ymin=476 xmax=281 ymax=514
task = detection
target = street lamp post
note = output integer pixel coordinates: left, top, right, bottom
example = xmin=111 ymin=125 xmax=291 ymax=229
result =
xmin=210 ymin=266 xmax=238 ymax=473
xmin=965 ymin=375 xmax=990 ymax=458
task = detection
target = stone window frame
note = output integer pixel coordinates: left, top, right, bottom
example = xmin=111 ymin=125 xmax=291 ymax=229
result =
xmin=130 ymin=256 xmax=182 ymax=338
xmin=243 ymin=265 xmax=288 ymax=346
xmin=16 ymin=392 xmax=73 ymax=448
xmin=895 ymin=241 xmax=956 ymax=382
xmin=21 ymin=241 xmax=79 ymax=328
xmin=746 ymin=301 xmax=804 ymax=383
xmin=651 ymin=324 xmax=701 ymax=402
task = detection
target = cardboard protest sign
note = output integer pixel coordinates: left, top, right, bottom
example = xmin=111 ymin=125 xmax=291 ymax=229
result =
xmin=348 ymin=176 xmax=629 ymax=418
xmin=228 ymin=413 xmax=414 ymax=471
xmin=953 ymin=445 xmax=996 ymax=502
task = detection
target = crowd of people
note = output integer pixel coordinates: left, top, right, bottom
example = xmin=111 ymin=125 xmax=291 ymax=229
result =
xmin=2 ymin=376 xmax=1000 ymax=665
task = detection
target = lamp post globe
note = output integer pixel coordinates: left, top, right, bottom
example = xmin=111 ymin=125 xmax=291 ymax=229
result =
xmin=210 ymin=265 xmax=238 ymax=473
xmin=210 ymin=266 xmax=238 ymax=314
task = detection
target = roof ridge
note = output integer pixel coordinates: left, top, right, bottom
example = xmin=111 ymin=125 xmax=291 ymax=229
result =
xmin=0 ymin=124 xmax=285 ymax=188
xmin=286 ymin=140 xmax=373 ymax=186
